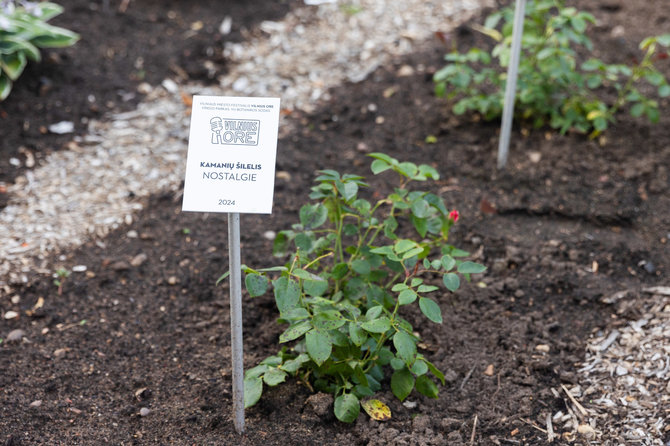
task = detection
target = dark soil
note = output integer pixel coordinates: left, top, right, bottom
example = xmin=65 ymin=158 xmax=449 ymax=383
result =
xmin=1 ymin=0 xmax=669 ymax=445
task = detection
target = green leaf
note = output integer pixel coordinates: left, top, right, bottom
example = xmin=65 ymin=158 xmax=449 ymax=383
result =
xmin=457 ymin=261 xmax=487 ymax=274
xmin=411 ymin=215 xmax=428 ymax=238
xmin=417 ymin=284 xmax=438 ymax=293
xmin=334 ymin=393 xmax=360 ymax=423
xmin=361 ymin=317 xmax=391 ymax=334
xmin=410 ymin=359 xmax=428 ymax=376
xmin=336 ymin=180 xmax=358 ymax=201
xmin=410 ymin=198 xmax=430 ymax=218
xmin=313 ymin=310 xmax=346 ymax=331
xmin=294 ymin=232 xmax=313 ymax=252
xmin=281 ymin=307 xmax=310 ymax=320
xmin=393 ymin=331 xmax=417 ymax=365
xmin=659 ymin=84 xmax=670 ymax=98
xmin=415 ymin=375 xmax=439 ymax=399
xmin=351 ymin=259 xmax=371 ymax=275
xmin=630 ymin=102 xmax=645 ymax=118
xmin=394 ymin=239 xmax=416 ymax=254
xmin=279 ymin=320 xmax=312 ymax=343
xmin=349 ymin=322 xmax=367 ymax=346
xmin=644 ymin=71 xmax=666 ymax=87
xmin=365 ymin=305 xmax=383 ymax=321
xmin=0 ymin=73 xmax=11 ymax=101
xmin=299 ymin=203 xmax=328 ymax=229
xmin=244 ymin=376 xmax=263 ymax=408
xmin=440 ymin=255 xmax=456 ymax=271
xmin=303 ymin=277 xmax=328 ymax=297
xmin=245 ymin=364 xmax=269 ymax=379
xmin=1 ymin=52 xmax=27 ymax=81
xmin=401 ymin=247 xmax=424 ymax=260
xmin=391 ymin=368 xmax=415 ymax=401
xmin=280 ymin=353 xmax=310 ymax=373
xmin=424 ymin=358 xmax=446 ymax=385
xmin=273 ymin=276 xmax=300 ymax=314
xmin=245 ymin=273 xmax=268 ymax=297
xmin=30 ymin=28 xmax=80 ymax=48
xmin=398 ymin=289 xmax=417 ymax=305
xmin=370 ymin=159 xmax=392 ymax=174
xmin=419 ymin=297 xmax=442 ymax=324
xmin=306 ymin=329 xmax=332 ymax=366
xmin=442 ymin=273 xmax=460 ymax=292
xmin=263 ymin=368 xmax=287 ymax=386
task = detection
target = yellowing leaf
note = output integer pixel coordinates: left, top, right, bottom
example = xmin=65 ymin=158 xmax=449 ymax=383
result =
xmin=361 ymin=399 xmax=391 ymax=421
xmin=471 ymin=24 xmax=503 ymax=42
xmin=586 ymin=110 xmax=603 ymax=120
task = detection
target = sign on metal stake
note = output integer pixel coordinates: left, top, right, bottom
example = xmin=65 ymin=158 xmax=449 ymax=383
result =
xmin=182 ymin=95 xmax=281 ymax=434
xmin=497 ymin=0 xmax=527 ymax=169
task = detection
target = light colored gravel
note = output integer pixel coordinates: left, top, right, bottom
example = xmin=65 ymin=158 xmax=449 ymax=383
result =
xmin=574 ymin=287 xmax=670 ymax=445
xmin=0 ymin=0 xmax=490 ymax=286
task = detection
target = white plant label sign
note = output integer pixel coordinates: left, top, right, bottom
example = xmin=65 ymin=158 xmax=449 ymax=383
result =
xmin=182 ymin=95 xmax=281 ymax=214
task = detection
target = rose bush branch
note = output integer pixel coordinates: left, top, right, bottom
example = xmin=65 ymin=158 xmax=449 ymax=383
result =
xmin=433 ymin=0 xmax=670 ymax=137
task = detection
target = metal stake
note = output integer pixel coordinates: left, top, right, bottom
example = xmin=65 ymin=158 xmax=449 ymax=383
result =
xmin=227 ymin=212 xmax=245 ymax=433
xmin=497 ymin=0 xmax=527 ymax=169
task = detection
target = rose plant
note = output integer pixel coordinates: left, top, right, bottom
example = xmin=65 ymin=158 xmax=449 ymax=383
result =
xmin=220 ymin=153 xmax=485 ymax=422
xmin=0 ymin=1 xmax=79 ymax=101
xmin=433 ymin=0 xmax=670 ymax=137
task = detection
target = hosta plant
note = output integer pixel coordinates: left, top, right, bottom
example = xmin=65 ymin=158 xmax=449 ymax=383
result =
xmin=0 ymin=1 xmax=79 ymax=101
xmin=434 ymin=0 xmax=670 ymax=137
xmin=221 ymin=153 xmax=485 ymax=422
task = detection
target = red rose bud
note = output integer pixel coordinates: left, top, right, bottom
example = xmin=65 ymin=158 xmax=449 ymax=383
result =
xmin=449 ymin=210 xmax=459 ymax=222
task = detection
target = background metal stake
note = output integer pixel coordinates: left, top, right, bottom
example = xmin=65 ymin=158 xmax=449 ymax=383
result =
xmin=497 ymin=0 xmax=527 ymax=169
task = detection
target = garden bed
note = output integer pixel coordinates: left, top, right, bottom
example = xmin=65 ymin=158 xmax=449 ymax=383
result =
xmin=1 ymin=0 xmax=668 ymax=444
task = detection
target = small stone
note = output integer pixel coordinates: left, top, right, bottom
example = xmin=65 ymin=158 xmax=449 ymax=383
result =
xmin=402 ymin=400 xmax=417 ymax=409
xmin=484 ymin=364 xmax=495 ymax=376
xmin=3 ymin=310 xmax=19 ymax=320
xmin=396 ymin=64 xmax=415 ymax=77
xmin=127 ymin=230 xmax=139 ymax=239
xmin=375 ymin=116 xmax=385 ymax=124
xmin=263 ymin=230 xmax=276 ymax=241
xmin=11 ymin=295 xmax=20 ymax=304
xmin=53 ymin=348 xmax=67 ymax=358
xmin=528 ymin=151 xmax=542 ymax=163
xmin=72 ymin=265 xmax=87 ymax=273
xmin=535 ymin=344 xmax=550 ymax=353
xmin=514 ymin=289 xmax=525 ymax=298
xmin=161 ymin=78 xmax=179 ymax=93
xmin=130 ymin=253 xmax=148 ymax=267
xmin=615 ymin=365 xmax=628 ymax=376
xmin=48 ymin=121 xmax=75 ymax=134
xmin=577 ymin=424 xmax=595 ymax=439
xmin=140 ymin=407 xmax=151 ymax=417
xmin=110 ymin=261 xmax=130 ymax=271
xmin=356 ymin=142 xmax=369 ymax=152
xmin=6 ymin=329 xmax=26 ymax=341
xmin=29 ymin=400 xmax=42 ymax=408
xmin=137 ymin=82 xmax=152 ymax=94
xmin=167 ymin=276 xmax=178 ymax=285
xmin=276 ymin=171 xmax=292 ymax=181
